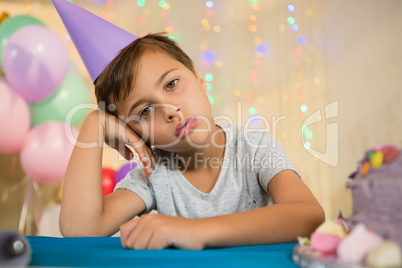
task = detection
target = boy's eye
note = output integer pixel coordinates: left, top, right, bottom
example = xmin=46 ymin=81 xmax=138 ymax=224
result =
xmin=140 ymin=106 xmax=153 ymax=117
xmin=166 ymin=79 xmax=178 ymax=90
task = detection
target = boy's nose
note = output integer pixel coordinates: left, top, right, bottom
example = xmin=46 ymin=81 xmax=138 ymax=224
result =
xmin=164 ymin=106 xmax=181 ymax=122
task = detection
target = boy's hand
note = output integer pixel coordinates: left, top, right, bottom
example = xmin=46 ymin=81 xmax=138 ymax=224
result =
xmin=120 ymin=214 xmax=205 ymax=250
xmin=99 ymin=110 xmax=155 ymax=178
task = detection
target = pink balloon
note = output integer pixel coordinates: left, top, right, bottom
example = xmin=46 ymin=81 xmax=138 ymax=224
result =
xmin=0 ymin=78 xmax=31 ymax=154
xmin=20 ymin=121 xmax=78 ymax=183
xmin=3 ymin=25 xmax=69 ymax=102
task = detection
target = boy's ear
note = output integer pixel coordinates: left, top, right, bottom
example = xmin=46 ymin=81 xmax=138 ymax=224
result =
xmin=193 ymin=67 xmax=207 ymax=92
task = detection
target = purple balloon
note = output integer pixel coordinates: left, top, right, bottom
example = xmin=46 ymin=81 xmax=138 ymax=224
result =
xmin=115 ymin=162 xmax=138 ymax=184
xmin=3 ymin=25 xmax=69 ymax=102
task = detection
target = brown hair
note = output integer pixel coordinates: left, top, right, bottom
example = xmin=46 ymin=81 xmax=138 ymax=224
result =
xmin=94 ymin=33 xmax=196 ymax=112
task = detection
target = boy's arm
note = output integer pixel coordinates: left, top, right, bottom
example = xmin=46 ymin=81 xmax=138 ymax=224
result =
xmin=60 ymin=110 xmax=151 ymax=237
xmin=120 ymin=170 xmax=324 ymax=249
xmin=200 ymin=170 xmax=325 ymax=247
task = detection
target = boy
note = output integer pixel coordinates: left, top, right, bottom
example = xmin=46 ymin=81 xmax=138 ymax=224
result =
xmin=55 ymin=1 xmax=324 ymax=250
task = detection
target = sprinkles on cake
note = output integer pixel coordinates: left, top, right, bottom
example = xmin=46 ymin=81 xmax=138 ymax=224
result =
xmin=348 ymin=144 xmax=399 ymax=179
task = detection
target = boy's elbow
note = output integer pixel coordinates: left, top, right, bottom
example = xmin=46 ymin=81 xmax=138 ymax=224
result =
xmin=308 ymin=203 xmax=326 ymax=232
xmin=59 ymin=220 xmax=84 ymax=238
xmin=59 ymin=216 xmax=103 ymax=238
xmin=60 ymin=223 xmax=103 ymax=238
xmin=59 ymin=220 xmax=75 ymax=238
xmin=316 ymin=203 xmax=325 ymax=222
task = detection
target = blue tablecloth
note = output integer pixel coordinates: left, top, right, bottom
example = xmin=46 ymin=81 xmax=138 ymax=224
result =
xmin=27 ymin=236 xmax=299 ymax=267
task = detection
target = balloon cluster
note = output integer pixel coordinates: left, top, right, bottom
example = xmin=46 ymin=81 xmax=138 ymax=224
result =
xmin=0 ymin=15 xmax=90 ymax=184
xmin=102 ymin=162 xmax=137 ymax=196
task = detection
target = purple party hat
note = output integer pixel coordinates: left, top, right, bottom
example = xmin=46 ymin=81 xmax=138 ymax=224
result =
xmin=52 ymin=0 xmax=137 ymax=82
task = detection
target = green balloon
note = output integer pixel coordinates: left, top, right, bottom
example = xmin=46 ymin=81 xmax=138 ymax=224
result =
xmin=0 ymin=15 xmax=45 ymax=68
xmin=31 ymin=74 xmax=91 ymax=127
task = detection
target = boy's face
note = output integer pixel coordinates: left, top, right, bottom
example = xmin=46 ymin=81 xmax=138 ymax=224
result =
xmin=114 ymin=50 xmax=213 ymax=152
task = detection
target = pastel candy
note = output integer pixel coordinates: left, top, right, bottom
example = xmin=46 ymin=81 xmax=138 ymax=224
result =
xmin=361 ymin=161 xmax=370 ymax=177
xmin=370 ymin=151 xmax=383 ymax=169
xmin=366 ymin=240 xmax=402 ymax=268
xmin=315 ymin=221 xmax=347 ymax=238
xmin=310 ymin=232 xmax=342 ymax=255
xmin=381 ymin=145 xmax=399 ymax=163
xmin=337 ymin=224 xmax=384 ymax=264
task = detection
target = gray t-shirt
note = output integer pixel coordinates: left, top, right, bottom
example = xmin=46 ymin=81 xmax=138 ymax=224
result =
xmin=115 ymin=124 xmax=299 ymax=218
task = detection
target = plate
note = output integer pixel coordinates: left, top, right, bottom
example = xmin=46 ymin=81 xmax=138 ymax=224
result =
xmin=292 ymin=245 xmax=368 ymax=268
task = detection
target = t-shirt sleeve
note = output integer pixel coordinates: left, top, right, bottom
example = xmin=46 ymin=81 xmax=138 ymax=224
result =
xmin=252 ymin=130 xmax=301 ymax=192
xmin=114 ymin=167 xmax=156 ymax=214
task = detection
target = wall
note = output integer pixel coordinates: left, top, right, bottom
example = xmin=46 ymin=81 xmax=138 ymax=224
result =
xmin=0 ymin=0 xmax=401 ymax=234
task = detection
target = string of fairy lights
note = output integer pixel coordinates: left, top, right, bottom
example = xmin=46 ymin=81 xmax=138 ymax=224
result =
xmin=284 ymin=3 xmax=314 ymax=150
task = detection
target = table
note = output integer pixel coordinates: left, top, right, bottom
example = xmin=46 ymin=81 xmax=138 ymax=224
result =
xmin=27 ymin=236 xmax=299 ymax=267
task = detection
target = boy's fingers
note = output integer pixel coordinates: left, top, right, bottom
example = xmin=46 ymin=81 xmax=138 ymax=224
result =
xmin=148 ymin=149 xmax=156 ymax=169
xmin=120 ymin=219 xmax=139 ymax=248
xmin=119 ymin=146 xmax=133 ymax=161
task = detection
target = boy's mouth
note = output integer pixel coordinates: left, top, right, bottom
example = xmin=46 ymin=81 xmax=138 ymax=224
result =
xmin=175 ymin=117 xmax=197 ymax=138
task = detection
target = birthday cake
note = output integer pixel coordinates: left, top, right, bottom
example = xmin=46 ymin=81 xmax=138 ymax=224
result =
xmin=293 ymin=144 xmax=402 ymax=267
xmin=347 ymin=144 xmax=402 ymax=246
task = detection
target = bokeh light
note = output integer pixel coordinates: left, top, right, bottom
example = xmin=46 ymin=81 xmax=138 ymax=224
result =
xmin=304 ymin=142 xmax=311 ymax=150
xmin=287 ymin=17 xmax=295 ymax=25
xmin=205 ymin=73 xmax=213 ymax=81
xmin=251 ymin=3 xmax=260 ymax=10
xmin=294 ymin=48 xmax=303 ymax=57
xmin=213 ymin=26 xmax=221 ymax=32
xmin=138 ymin=17 xmax=146 ymax=25
xmin=203 ymin=51 xmax=215 ymax=63
xmin=107 ymin=0 xmax=115 ymax=7
xmin=206 ymin=9 xmax=214 ymax=17
xmin=297 ymin=91 xmax=304 ymax=100
xmin=160 ymin=11 xmax=168 ymax=18
xmin=305 ymin=131 xmax=313 ymax=139
xmin=298 ymin=36 xmax=306 ymax=43
xmin=257 ymin=44 xmax=268 ymax=54
xmin=248 ymin=25 xmax=258 ymax=32
xmin=208 ymin=95 xmax=215 ymax=104
xmin=249 ymin=14 xmax=257 ymax=21
xmin=248 ymin=107 xmax=256 ymax=115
